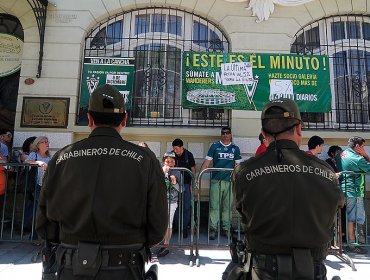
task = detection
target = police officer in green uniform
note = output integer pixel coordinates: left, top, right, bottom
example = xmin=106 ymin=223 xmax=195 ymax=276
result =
xmin=36 ymin=84 xmax=167 ymax=280
xmin=233 ymin=98 xmax=344 ymax=280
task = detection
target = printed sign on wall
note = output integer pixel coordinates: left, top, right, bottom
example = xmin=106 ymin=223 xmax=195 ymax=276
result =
xmin=182 ymin=52 xmax=331 ymax=112
xmin=77 ymin=57 xmax=135 ymax=125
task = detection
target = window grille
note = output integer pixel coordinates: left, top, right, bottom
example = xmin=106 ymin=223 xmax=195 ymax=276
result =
xmin=291 ymin=15 xmax=370 ymax=131
xmin=83 ymin=8 xmax=230 ymax=127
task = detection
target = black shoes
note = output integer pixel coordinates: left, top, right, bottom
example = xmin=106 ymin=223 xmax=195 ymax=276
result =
xmin=209 ymin=228 xmax=231 ymax=240
xmin=209 ymin=229 xmax=217 ymax=240
xmin=221 ymin=229 xmax=230 ymax=239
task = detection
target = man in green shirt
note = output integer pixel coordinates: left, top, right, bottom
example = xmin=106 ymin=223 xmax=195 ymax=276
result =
xmin=337 ymin=136 xmax=369 ymax=254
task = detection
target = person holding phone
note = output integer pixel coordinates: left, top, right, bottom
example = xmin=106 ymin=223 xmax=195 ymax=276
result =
xmin=337 ymin=136 xmax=369 ymax=254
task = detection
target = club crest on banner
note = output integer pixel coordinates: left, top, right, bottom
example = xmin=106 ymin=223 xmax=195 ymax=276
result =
xmin=86 ymin=74 xmax=100 ymax=95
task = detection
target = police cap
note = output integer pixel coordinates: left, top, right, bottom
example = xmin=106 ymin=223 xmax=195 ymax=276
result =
xmin=261 ymin=98 xmax=302 ymax=122
xmin=89 ymin=84 xmax=125 ymax=113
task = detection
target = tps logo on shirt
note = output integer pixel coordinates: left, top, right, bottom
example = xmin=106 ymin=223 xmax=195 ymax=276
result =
xmin=219 ymin=153 xmax=234 ymax=160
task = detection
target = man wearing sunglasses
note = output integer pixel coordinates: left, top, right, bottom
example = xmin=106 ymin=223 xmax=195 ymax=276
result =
xmin=200 ymin=126 xmax=242 ymax=240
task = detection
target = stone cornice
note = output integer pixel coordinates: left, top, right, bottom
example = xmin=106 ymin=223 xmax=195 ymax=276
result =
xmin=224 ymin=0 xmax=315 ymax=23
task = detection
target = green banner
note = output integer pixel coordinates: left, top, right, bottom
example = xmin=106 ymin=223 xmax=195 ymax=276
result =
xmin=182 ymin=52 xmax=331 ymax=112
xmin=77 ymin=57 xmax=135 ymax=125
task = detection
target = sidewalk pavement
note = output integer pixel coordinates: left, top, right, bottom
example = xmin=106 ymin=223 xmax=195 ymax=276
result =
xmin=0 ymin=241 xmax=369 ymax=280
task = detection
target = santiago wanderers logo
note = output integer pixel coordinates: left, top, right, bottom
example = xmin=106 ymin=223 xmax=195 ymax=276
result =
xmin=86 ymin=74 xmax=100 ymax=95
xmin=39 ymin=102 xmax=53 ymax=114
xmin=243 ymin=75 xmax=259 ymax=110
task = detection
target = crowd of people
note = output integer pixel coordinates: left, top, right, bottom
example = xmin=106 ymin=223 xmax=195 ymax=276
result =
xmin=0 ymin=85 xmax=369 ymax=279
xmin=0 ymin=131 xmax=51 ymax=245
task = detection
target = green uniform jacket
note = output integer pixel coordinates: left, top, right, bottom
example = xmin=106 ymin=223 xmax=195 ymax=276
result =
xmin=36 ymin=127 xmax=168 ymax=247
xmin=336 ymin=147 xmax=370 ymax=197
xmin=233 ymin=140 xmax=344 ymax=257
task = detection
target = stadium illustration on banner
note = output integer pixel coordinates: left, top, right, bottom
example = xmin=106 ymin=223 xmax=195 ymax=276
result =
xmin=182 ymin=52 xmax=331 ymax=112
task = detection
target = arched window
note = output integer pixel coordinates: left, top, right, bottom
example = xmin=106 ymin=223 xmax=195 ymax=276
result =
xmin=83 ymin=8 xmax=230 ymax=127
xmin=291 ymin=15 xmax=370 ymax=130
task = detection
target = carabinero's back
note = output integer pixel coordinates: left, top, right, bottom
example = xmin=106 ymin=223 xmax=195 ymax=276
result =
xmin=41 ymin=127 xmax=167 ymax=247
xmin=234 ymin=139 xmax=342 ymax=254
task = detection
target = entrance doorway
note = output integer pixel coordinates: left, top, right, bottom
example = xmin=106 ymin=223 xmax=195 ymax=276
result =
xmin=0 ymin=14 xmax=23 ymax=132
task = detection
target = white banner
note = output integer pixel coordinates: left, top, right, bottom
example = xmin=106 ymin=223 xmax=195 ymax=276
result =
xmin=221 ymin=62 xmax=254 ymax=85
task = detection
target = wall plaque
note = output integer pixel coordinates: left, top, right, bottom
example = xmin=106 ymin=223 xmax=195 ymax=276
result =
xmin=21 ymin=97 xmax=69 ymax=128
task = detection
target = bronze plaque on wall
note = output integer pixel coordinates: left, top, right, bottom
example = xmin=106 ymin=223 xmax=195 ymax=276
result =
xmin=21 ymin=97 xmax=70 ymax=128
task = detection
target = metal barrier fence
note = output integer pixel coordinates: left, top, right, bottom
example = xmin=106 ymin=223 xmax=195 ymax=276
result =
xmin=193 ymin=168 xmax=243 ymax=266
xmin=161 ymin=167 xmax=198 ymax=266
xmin=1 ymin=163 xmax=368 ymax=270
xmin=193 ymin=168 xmax=368 ymax=270
xmin=341 ymin=171 xmax=369 ymax=247
xmin=0 ymin=162 xmax=39 ymax=242
xmin=328 ymin=208 xmax=356 ymax=271
xmin=329 ymin=170 xmax=370 ymax=271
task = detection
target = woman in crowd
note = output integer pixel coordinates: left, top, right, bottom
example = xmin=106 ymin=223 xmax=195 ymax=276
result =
xmin=157 ymin=152 xmax=182 ymax=258
xmin=24 ymin=136 xmax=51 ymax=244
xmin=26 ymin=136 xmax=51 ymax=197
xmin=10 ymin=136 xmax=37 ymax=164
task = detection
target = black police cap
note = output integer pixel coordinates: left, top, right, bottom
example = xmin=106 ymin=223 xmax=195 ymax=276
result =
xmin=89 ymin=84 xmax=125 ymax=114
xmin=261 ymin=98 xmax=302 ymax=122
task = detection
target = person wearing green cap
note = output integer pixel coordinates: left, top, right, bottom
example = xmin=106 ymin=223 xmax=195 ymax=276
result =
xmin=232 ymin=98 xmax=344 ymax=280
xmin=36 ymin=84 xmax=167 ymax=280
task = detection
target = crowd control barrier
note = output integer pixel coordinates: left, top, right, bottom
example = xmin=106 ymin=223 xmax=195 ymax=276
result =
xmin=328 ymin=208 xmax=356 ymax=271
xmin=2 ymin=162 xmax=368 ymax=272
xmin=194 ymin=167 xmax=242 ymax=266
xmin=165 ymin=167 xmax=198 ymax=266
xmin=0 ymin=162 xmax=39 ymax=242
xmin=341 ymin=171 xmax=369 ymax=247
xmin=193 ymin=168 xmax=367 ymax=270
xmin=329 ymin=170 xmax=370 ymax=271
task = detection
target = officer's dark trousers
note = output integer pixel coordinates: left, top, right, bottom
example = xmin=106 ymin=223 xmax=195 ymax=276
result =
xmin=251 ymin=259 xmax=327 ymax=280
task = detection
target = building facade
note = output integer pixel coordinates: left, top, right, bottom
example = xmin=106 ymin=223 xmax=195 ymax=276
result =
xmin=1 ymin=0 xmax=370 ymax=169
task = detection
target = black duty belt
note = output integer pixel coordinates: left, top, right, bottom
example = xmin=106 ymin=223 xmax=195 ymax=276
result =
xmin=252 ymin=251 xmax=325 ymax=279
xmin=253 ymin=254 xmax=277 ymax=273
xmin=59 ymin=243 xmax=145 ymax=268
xmin=249 ymin=241 xmax=327 ymax=261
